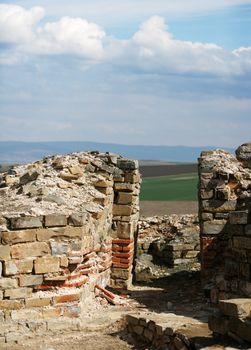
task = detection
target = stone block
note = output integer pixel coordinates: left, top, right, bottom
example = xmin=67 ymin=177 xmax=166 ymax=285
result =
xmin=0 ymin=262 xmax=2 ymax=277
xmin=117 ymin=159 xmax=138 ymax=170
xmin=10 ymin=216 xmax=43 ymax=230
xmin=44 ymin=214 xmax=67 ymax=227
xmin=111 ymin=266 xmax=132 ymax=280
xmin=4 ymin=259 xmax=33 ymax=276
xmin=36 ymin=226 xmax=86 ymax=241
xmin=68 ymin=214 xmax=87 ymax=227
xmin=5 ymin=287 xmax=32 ymax=299
xmin=11 ymin=242 xmax=50 ymax=259
xmin=116 ymin=222 xmax=135 ymax=239
xmin=202 ymin=200 xmax=237 ymax=213
xmin=94 ymin=179 xmax=113 ymax=188
xmin=0 ymin=300 xmax=23 ymax=310
xmin=25 ymin=297 xmax=51 ymax=308
xmin=116 ymin=192 xmax=134 ymax=205
xmin=202 ymin=220 xmax=227 ymax=235
xmin=229 ymin=211 xmax=249 ymax=225
xmin=11 ymin=308 xmax=42 ymax=321
xmin=50 ymin=241 xmax=69 ymax=255
xmin=133 ymin=325 xmax=144 ymax=335
xmin=113 ymin=204 xmax=133 ymax=216
xmin=126 ymin=314 xmax=139 ymax=326
xmin=208 ymin=314 xmax=229 ymax=335
xmin=0 ymin=277 xmax=18 ymax=289
xmin=219 ymin=298 xmax=251 ymax=317
xmin=19 ymin=274 xmax=43 ymax=287
xmin=0 ymin=245 xmax=10 ymax=260
xmin=114 ymin=183 xmax=134 ymax=192
xmin=34 ymin=256 xmax=60 ymax=273
xmin=144 ymin=328 xmax=154 ymax=341
xmin=233 ymin=236 xmax=251 ymax=250
xmin=60 ymin=256 xmax=69 ymax=267
xmin=229 ymin=317 xmax=251 ymax=343
xmin=1 ymin=229 xmax=37 ymax=244
xmin=201 ymin=190 xmax=214 ymax=199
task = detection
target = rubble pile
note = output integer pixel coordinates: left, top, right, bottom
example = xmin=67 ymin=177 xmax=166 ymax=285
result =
xmin=135 ymin=215 xmax=200 ymax=281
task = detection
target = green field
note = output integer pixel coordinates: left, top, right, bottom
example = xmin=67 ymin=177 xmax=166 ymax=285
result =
xmin=140 ymin=173 xmax=198 ymax=201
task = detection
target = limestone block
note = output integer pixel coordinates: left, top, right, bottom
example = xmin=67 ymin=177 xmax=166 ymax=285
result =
xmin=94 ymin=179 xmax=113 ymax=188
xmin=0 ymin=277 xmax=18 ymax=289
xmin=229 ymin=317 xmax=251 ymax=343
xmin=68 ymin=213 xmax=87 ymax=227
xmin=44 ymin=214 xmax=67 ymax=227
xmin=10 ymin=216 xmax=43 ymax=230
xmin=0 ymin=245 xmax=10 ymax=260
xmin=19 ymin=274 xmax=43 ymax=287
xmin=116 ymin=192 xmax=134 ymax=205
xmin=36 ymin=227 xmax=86 ymax=241
xmin=116 ymin=222 xmax=135 ymax=239
xmin=202 ymin=200 xmax=237 ymax=213
xmin=5 ymin=287 xmax=32 ymax=299
xmin=113 ymin=204 xmax=133 ymax=216
xmin=4 ymin=259 xmax=33 ymax=276
xmin=126 ymin=314 xmax=139 ymax=326
xmin=68 ymin=165 xmax=83 ymax=175
xmin=0 ymin=300 xmax=23 ymax=310
xmin=219 ymin=298 xmax=251 ymax=317
xmin=236 ymin=142 xmax=251 ymax=168
xmin=233 ymin=236 xmax=251 ymax=250
xmin=111 ymin=267 xmax=133 ymax=280
xmin=11 ymin=308 xmax=42 ymax=321
xmin=25 ymin=297 xmax=51 ymax=308
xmin=11 ymin=242 xmax=50 ymax=259
xmin=114 ymin=183 xmax=134 ymax=192
xmin=60 ymin=256 xmax=69 ymax=267
xmin=50 ymin=241 xmax=69 ymax=255
xmin=117 ymin=159 xmax=138 ymax=170
xmin=34 ymin=256 xmax=60 ymax=273
xmin=1 ymin=229 xmax=37 ymax=244
xmin=229 ymin=211 xmax=249 ymax=225
xmin=124 ymin=173 xmax=141 ymax=184
xmin=202 ymin=220 xmax=227 ymax=235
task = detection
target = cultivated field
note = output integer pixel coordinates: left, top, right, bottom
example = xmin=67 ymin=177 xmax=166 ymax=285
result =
xmin=139 ymin=163 xmax=198 ymax=216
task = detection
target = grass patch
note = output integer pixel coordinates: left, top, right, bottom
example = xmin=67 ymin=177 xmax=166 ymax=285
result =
xmin=140 ymin=173 xmax=198 ymax=201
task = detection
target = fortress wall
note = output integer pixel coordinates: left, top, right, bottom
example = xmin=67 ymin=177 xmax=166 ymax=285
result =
xmin=0 ymin=152 xmax=140 ymax=342
xmin=198 ymin=143 xmax=251 ymax=303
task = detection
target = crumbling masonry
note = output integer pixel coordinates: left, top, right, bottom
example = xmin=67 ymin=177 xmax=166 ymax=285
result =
xmin=0 ymin=152 xmax=140 ymax=342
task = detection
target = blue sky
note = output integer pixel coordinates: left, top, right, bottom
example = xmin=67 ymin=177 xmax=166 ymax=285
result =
xmin=0 ymin=1 xmax=251 ymax=148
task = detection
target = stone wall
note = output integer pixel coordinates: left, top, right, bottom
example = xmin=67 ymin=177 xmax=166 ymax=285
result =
xmin=0 ymin=151 xmax=140 ymax=341
xmin=135 ymin=215 xmax=200 ymax=281
xmin=198 ymin=143 xmax=251 ymax=303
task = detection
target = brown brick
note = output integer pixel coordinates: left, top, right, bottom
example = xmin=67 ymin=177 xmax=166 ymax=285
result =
xmin=5 ymin=287 xmax=32 ymax=299
xmin=44 ymin=214 xmax=67 ymax=227
xmin=0 ymin=245 xmax=11 ymax=260
xmin=11 ymin=242 xmax=50 ymax=259
xmin=25 ymin=297 xmax=51 ymax=308
xmin=4 ymin=259 xmax=33 ymax=276
xmin=53 ymin=293 xmax=80 ymax=304
xmin=10 ymin=216 xmax=43 ymax=230
xmin=0 ymin=300 xmax=23 ymax=310
xmin=34 ymin=256 xmax=60 ymax=273
xmin=19 ymin=274 xmax=43 ymax=287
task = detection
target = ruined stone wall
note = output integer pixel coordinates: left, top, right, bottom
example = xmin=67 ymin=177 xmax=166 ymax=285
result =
xmin=135 ymin=215 xmax=200 ymax=281
xmin=198 ymin=143 xmax=251 ymax=303
xmin=0 ymin=151 xmax=140 ymax=342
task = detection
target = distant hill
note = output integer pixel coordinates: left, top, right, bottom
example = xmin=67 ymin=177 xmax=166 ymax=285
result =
xmin=0 ymin=141 xmax=234 ymax=164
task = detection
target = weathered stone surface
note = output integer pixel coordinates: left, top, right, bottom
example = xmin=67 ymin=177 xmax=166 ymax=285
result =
xmin=219 ymin=298 xmax=251 ymax=317
xmin=68 ymin=214 xmax=87 ymax=227
xmin=5 ymin=287 xmax=32 ymax=299
xmin=236 ymin=142 xmax=251 ymax=167
xmin=114 ymin=183 xmax=135 ymax=192
xmin=25 ymin=297 xmax=51 ymax=308
xmin=11 ymin=242 xmax=50 ymax=259
xmin=34 ymin=256 xmax=60 ymax=273
xmin=202 ymin=220 xmax=227 ymax=235
xmin=233 ymin=236 xmax=251 ymax=250
xmin=229 ymin=211 xmax=249 ymax=225
xmin=229 ymin=317 xmax=251 ymax=343
xmin=113 ymin=204 xmax=133 ymax=216
xmin=0 ymin=245 xmax=11 ymax=260
xmin=0 ymin=300 xmax=23 ymax=310
xmin=116 ymin=222 xmax=134 ymax=239
xmin=50 ymin=241 xmax=69 ymax=255
xmin=19 ymin=274 xmax=43 ymax=287
xmin=202 ymin=200 xmax=237 ymax=213
xmin=1 ymin=229 xmax=37 ymax=244
xmin=36 ymin=227 xmax=86 ymax=241
xmin=4 ymin=259 xmax=33 ymax=276
xmin=116 ymin=192 xmax=134 ymax=205
xmin=44 ymin=214 xmax=67 ymax=227
xmin=10 ymin=216 xmax=43 ymax=230
xmin=0 ymin=277 xmax=18 ymax=289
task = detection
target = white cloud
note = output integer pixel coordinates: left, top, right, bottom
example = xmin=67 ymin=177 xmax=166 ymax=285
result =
xmin=0 ymin=5 xmax=251 ymax=76
xmin=0 ymin=4 xmax=44 ymax=43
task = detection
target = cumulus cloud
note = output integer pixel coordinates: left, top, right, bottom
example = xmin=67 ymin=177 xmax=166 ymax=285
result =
xmin=0 ymin=5 xmax=251 ymax=76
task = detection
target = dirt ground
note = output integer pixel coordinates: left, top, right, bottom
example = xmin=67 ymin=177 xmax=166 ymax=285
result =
xmin=2 ymin=272 xmax=247 ymax=350
xmin=140 ymin=201 xmax=198 ymax=216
